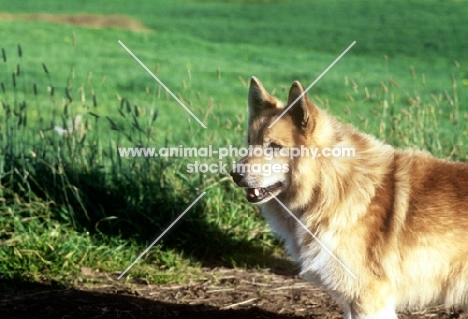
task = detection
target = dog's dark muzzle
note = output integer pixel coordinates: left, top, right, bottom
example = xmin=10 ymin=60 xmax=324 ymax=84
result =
xmin=230 ymin=170 xmax=244 ymax=186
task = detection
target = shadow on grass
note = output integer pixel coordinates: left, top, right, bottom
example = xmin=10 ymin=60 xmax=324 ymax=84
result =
xmin=13 ymin=156 xmax=290 ymax=271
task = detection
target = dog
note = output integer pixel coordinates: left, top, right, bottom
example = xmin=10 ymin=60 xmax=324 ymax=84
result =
xmin=230 ymin=76 xmax=468 ymax=318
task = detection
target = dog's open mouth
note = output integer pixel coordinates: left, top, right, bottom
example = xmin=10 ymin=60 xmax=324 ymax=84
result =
xmin=245 ymin=182 xmax=283 ymax=203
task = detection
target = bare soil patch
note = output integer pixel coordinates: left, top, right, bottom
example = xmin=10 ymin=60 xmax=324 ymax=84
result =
xmin=1 ymin=267 xmax=465 ymax=319
xmin=0 ymin=12 xmax=149 ymax=31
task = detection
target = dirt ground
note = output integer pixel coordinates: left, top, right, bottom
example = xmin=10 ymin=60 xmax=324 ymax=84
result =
xmin=0 ymin=12 xmax=149 ymax=31
xmin=1 ymin=267 xmax=465 ymax=319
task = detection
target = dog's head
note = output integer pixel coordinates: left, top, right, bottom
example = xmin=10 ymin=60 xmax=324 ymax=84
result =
xmin=230 ymin=76 xmax=321 ymax=205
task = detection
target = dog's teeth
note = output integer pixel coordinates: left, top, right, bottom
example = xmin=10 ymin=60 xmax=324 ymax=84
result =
xmin=254 ymin=188 xmax=260 ymax=196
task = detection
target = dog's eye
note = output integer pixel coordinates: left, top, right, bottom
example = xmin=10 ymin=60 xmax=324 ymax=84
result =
xmin=269 ymin=142 xmax=282 ymax=149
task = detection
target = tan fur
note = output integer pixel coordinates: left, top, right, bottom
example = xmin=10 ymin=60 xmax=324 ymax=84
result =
xmin=231 ymin=77 xmax=468 ymax=319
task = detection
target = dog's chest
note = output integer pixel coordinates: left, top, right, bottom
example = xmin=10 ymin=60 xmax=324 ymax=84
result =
xmin=262 ymin=203 xmax=338 ymax=284
xmin=261 ymin=203 xmax=306 ymax=261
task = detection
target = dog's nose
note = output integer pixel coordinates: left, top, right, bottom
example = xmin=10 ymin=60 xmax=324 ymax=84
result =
xmin=230 ymin=170 xmax=244 ymax=185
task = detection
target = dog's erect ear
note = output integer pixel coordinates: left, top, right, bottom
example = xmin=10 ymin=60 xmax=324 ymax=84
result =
xmin=248 ymin=76 xmax=282 ymax=115
xmin=287 ymin=81 xmax=315 ymax=131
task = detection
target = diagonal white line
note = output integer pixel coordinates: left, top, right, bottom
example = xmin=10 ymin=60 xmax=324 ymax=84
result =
xmin=269 ymin=192 xmax=357 ymax=279
xmin=268 ymin=41 xmax=356 ymax=128
xmin=117 ymin=192 xmax=206 ymax=280
xmin=118 ymin=40 xmax=207 ymax=129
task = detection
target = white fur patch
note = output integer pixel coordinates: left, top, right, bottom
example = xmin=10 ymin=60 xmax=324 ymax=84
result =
xmin=354 ymin=300 xmax=397 ymax=319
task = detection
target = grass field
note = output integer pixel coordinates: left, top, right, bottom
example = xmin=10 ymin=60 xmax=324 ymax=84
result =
xmin=1 ymin=0 xmax=467 ymax=287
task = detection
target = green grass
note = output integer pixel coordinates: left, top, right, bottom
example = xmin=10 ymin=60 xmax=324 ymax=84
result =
xmin=1 ymin=0 xmax=467 ymax=287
